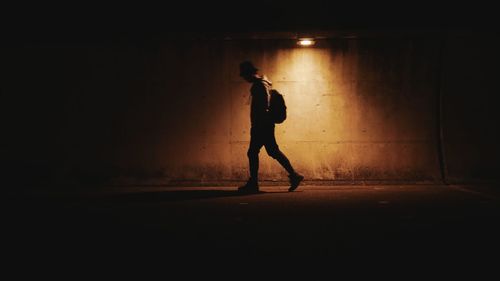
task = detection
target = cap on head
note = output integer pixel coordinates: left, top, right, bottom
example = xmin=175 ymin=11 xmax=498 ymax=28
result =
xmin=239 ymin=60 xmax=258 ymax=77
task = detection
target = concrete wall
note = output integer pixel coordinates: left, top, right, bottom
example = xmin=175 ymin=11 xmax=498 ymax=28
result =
xmin=219 ymin=38 xmax=442 ymax=182
xmin=440 ymin=34 xmax=500 ymax=183
xmin=2 ymin=32 xmax=497 ymax=186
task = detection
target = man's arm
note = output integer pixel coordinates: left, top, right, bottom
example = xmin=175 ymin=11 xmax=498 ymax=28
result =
xmin=251 ymin=82 xmax=270 ymax=124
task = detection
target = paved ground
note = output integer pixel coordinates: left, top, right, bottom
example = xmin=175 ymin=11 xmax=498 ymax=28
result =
xmin=6 ymin=184 xmax=500 ymax=277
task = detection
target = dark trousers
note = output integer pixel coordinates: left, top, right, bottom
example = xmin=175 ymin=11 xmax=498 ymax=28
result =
xmin=247 ymin=124 xmax=295 ymax=181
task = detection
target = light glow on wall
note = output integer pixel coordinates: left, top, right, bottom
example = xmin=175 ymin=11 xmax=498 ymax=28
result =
xmin=156 ymin=39 xmax=441 ymax=182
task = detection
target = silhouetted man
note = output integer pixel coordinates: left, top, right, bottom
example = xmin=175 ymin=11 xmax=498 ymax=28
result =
xmin=238 ymin=61 xmax=304 ymax=193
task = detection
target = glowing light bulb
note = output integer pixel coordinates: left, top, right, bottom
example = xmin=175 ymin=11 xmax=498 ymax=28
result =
xmin=297 ymin=38 xmax=315 ymax=46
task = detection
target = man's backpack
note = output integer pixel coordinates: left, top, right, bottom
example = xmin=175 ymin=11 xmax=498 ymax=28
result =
xmin=269 ymin=89 xmax=287 ymax=124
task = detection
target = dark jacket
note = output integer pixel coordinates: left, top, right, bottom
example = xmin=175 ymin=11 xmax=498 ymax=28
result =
xmin=250 ymin=75 xmax=273 ymax=126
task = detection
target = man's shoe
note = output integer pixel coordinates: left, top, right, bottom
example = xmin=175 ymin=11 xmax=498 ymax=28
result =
xmin=288 ymin=174 xmax=304 ymax=192
xmin=238 ymin=180 xmax=259 ymax=193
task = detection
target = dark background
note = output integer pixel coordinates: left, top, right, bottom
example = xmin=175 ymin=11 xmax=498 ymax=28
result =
xmin=3 ymin=1 xmax=498 ymax=46
xmin=2 ymin=1 xmax=500 ymax=277
xmin=2 ymin=1 xmax=499 ymax=188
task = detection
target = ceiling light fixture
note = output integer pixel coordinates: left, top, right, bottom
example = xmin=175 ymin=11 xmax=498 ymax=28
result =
xmin=297 ymin=37 xmax=315 ymax=47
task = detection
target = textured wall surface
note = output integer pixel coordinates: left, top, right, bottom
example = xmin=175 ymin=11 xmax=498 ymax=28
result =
xmin=149 ymin=38 xmax=443 ymax=182
xmin=440 ymin=34 xmax=500 ymax=183
xmin=2 ymin=33 xmax=498 ymax=185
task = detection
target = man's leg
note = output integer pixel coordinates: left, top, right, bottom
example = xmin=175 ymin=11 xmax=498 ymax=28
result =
xmin=247 ymin=143 xmax=261 ymax=183
xmin=266 ymin=145 xmax=296 ymax=175
xmin=239 ymin=127 xmax=263 ymax=192
xmin=265 ymin=126 xmax=304 ymax=191
xmin=264 ymin=126 xmax=296 ymax=175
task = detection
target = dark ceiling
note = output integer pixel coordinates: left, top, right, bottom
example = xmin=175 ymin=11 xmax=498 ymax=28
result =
xmin=3 ymin=1 xmax=497 ymax=46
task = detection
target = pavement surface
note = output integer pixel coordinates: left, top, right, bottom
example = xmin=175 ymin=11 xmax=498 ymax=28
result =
xmin=5 ymin=184 xmax=500 ymax=277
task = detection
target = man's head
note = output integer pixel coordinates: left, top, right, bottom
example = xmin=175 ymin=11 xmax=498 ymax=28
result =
xmin=239 ymin=60 xmax=258 ymax=82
